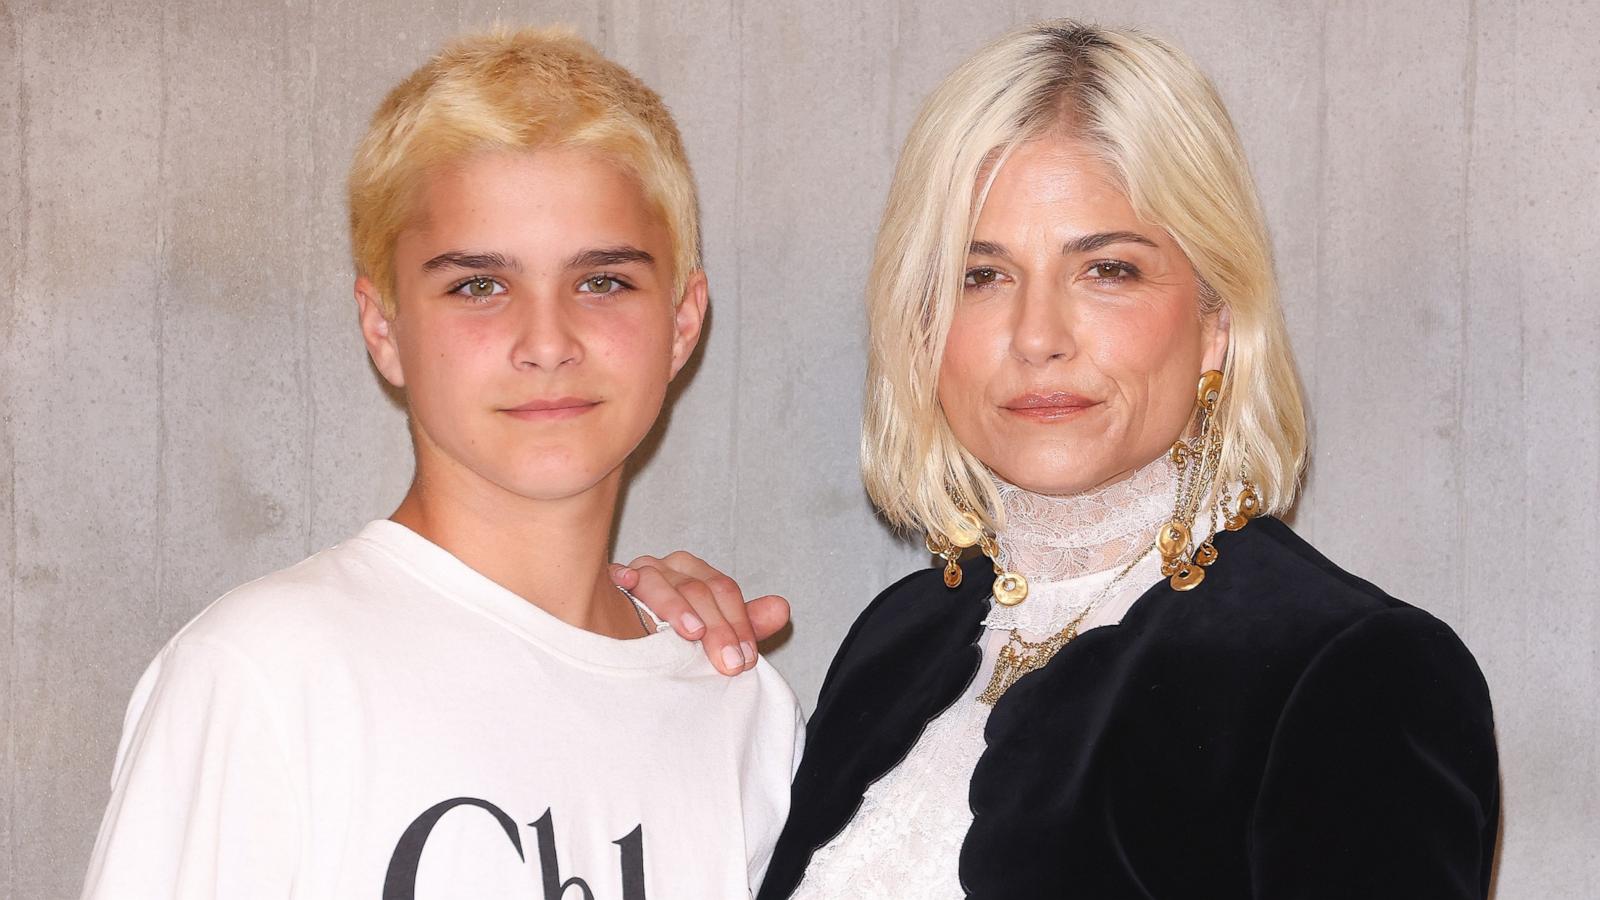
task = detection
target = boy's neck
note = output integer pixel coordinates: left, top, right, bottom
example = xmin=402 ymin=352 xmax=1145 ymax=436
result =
xmin=389 ymin=461 xmax=645 ymax=640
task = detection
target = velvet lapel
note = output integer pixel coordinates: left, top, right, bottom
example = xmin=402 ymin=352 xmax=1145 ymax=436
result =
xmin=759 ymin=554 xmax=992 ymax=898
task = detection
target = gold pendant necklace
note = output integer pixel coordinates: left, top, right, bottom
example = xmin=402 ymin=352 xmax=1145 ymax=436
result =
xmin=977 ymin=539 xmax=1156 ymax=705
xmin=978 ymin=606 xmax=1095 ymax=704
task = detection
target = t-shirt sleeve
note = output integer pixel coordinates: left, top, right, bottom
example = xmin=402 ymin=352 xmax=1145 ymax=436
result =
xmin=1248 ymin=607 xmax=1499 ymax=899
xmin=81 ymin=637 xmax=300 ymax=900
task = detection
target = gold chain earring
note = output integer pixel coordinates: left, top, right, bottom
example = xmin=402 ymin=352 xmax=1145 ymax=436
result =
xmin=928 ymin=509 xmax=1029 ymax=606
xmin=1159 ymin=370 xmax=1226 ymax=591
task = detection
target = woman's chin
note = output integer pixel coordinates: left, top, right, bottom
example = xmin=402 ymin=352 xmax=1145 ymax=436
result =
xmin=985 ymin=456 xmax=1134 ymax=497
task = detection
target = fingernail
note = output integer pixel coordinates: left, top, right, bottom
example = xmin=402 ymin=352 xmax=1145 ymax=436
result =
xmin=740 ymin=641 xmax=756 ymax=665
xmin=720 ymin=645 xmax=743 ymax=671
xmin=681 ymin=612 xmax=704 ymax=634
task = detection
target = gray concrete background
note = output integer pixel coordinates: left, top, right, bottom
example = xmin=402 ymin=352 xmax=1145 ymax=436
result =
xmin=2 ymin=0 xmax=1596 ymax=896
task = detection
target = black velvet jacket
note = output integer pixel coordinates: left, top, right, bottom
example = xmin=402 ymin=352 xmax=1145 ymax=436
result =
xmin=760 ymin=517 xmax=1498 ymax=899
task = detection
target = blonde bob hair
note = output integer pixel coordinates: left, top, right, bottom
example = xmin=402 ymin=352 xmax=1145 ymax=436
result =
xmin=861 ymin=20 xmax=1307 ymax=539
xmin=348 ymin=27 xmax=700 ymax=315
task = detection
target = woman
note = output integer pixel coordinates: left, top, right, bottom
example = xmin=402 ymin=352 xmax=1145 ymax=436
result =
xmin=623 ymin=20 xmax=1498 ymax=898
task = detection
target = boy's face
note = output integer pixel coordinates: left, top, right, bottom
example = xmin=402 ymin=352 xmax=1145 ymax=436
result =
xmin=356 ymin=148 xmax=706 ymax=503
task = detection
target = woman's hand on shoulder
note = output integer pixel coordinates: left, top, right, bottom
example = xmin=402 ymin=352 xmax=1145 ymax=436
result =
xmin=609 ymin=552 xmax=790 ymax=675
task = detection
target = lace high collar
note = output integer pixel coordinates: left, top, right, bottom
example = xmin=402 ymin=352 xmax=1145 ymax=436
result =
xmin=992 ymin=455 xmax=1175 ymax=585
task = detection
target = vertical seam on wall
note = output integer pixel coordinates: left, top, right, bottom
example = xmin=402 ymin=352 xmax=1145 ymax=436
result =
xmin=885 ymin=0 xmax=899 ymax=165
xmin=153 ymin=4 xmax=170 ymax=625
xmin=301 ymin=1 xmax=318 ymax=555
xmin=730 ymin=0 xmax=744 ymax=574
xmin=1309 ymin=0 xmax=1329 ymax=539
xmin=1510 ymin=7 xmax=1531 ymax=622
xmin=1456 ymin=0 xmax=1479 ymax=631
xmin=7 ymin=4 xmax=28 ymax=884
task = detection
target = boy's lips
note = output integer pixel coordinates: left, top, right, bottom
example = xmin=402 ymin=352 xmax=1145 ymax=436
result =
xmin=1001 ymin=392 xmax=1101 ymax=421
xmin=501 ymin=397 xmax=600 ymax=420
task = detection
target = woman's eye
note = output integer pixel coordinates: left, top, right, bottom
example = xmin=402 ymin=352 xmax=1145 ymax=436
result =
xmin=964 ymin=267 xmax=1003 ymax=287
xmin=451 ymin=276 xmax=505 ymax=301
xmin=578 ymin=275 xmax=627 ymax=295
xmin=1086 ymin=261 xmax=1136 ymax=281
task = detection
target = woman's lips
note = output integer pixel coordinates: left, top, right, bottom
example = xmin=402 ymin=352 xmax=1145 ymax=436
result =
xmin=501 ymin=398 xmax=600 ymax=421
xmin=1002 ymin=393 xmax=1100 ymax=421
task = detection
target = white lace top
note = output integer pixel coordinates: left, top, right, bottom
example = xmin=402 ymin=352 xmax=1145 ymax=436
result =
xmin=791 ymin=458 xmax=1185 ymax=898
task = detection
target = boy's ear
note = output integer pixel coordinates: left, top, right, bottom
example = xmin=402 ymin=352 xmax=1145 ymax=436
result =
xmin=355 ymin=277 xmax=406 ymax=388
xmin=669 ymin=270 xmax=709 ymax=380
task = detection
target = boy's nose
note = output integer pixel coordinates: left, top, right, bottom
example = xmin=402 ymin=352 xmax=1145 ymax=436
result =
xmin=512 ymin=296 xmax=583 ymax=370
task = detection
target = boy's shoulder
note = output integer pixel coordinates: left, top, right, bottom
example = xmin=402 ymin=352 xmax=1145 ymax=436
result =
xmin=168 ymin=522 xmax=406 ymax=665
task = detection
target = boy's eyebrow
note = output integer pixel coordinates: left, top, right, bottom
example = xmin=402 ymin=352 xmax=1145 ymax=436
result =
xmin=421 ymin=250 xmax=523 ymax=273
xmin=565 ymin=246 xmax=656 ymax=270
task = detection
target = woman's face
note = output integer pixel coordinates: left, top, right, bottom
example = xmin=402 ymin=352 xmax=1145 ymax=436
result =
xmin=937 ymin=134 xmax=1229 ymax=496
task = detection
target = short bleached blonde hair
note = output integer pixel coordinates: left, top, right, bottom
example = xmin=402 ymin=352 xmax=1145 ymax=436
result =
xmin=348 ymin=27 xmax=700 ymax=315
xmin=861 ymin=20 xmax=1307 ymax=539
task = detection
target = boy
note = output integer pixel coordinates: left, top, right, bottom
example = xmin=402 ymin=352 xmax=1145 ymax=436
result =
xmin=82 ymin=28 xmax=801 ymax=899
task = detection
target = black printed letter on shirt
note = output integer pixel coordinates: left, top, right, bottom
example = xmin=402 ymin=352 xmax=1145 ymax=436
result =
xmin=383 ymin=797 xmax=524 ymax=900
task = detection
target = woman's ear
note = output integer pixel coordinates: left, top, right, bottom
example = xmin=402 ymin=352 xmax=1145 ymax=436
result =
xmin=669 ymin=270 xmax=709 ymax=380
xmin=1202 ymin=303 xmax=1232 ymax=373
xmin=355 ymin=277 xmax=405 ymax=388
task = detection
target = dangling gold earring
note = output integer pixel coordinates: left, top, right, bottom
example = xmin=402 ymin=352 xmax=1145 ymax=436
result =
xmin=1159 ymin=370 xmax=1226 ymax=591
xmin=1224 ymin=467 xmax=1260 ymax=531
xmin=926 ymin=511 xmax=979 ymax=588
xmin=928 ymin=509 xmax=1029 ymax=606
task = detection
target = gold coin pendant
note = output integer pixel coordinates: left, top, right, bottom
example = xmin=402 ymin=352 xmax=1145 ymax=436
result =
xmin=993 ymin=571 xmax=1029 ymax=606
xmin=1170 ymin=565 xmax=1205 ymax=591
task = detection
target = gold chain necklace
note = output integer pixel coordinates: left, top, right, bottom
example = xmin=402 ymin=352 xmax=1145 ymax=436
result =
xmin=977 ymin=538 xmax=1157 ymax=705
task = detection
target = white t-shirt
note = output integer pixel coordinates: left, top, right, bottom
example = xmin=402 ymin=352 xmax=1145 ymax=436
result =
xmin=82 ymin=520 xmax=804 ymax=900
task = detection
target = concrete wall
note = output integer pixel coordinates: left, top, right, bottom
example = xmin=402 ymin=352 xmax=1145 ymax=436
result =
xmin=3 ymin=0 xmax=1595 ymax=896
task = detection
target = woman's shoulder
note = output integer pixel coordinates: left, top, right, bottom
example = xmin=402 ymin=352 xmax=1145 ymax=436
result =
xmin=839 ymin=553 xmax=993 ymax=643
xmin=1198 ymin=515 xmax=1413 ymax=624
xmin=1130 ymin=515 xmax=1484 ymax=683
xmin=810 ymin=554 xmax=990 ymax=708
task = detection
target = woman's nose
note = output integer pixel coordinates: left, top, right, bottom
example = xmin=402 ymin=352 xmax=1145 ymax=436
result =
xmin=1009 ymin=282 xmax=1076 ymax=366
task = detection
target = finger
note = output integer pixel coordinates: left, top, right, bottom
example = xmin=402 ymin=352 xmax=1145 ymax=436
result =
xmin=678 ymin=578 xmax=745 ymax=675
xmin=608 ymin=564 xmax=640 ymax=590
xmin=704 ymin=574 xmax=759 ymax=670
xmin=628 ymin=565 xmax=706 ymax=640
xmin=657 ymin=550 xmax=729 ymax=581
xmin=746 ymin=594 xmax=791 ymax=643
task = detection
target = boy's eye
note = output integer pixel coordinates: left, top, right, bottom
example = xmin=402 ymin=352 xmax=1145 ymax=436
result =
xmin=578 ymin=275 xmax=627 ymax=295
xmin=451 ymin=276 xmax=506 ymax=300
xmin=964 ymin=267 xmax=1003 ymax=287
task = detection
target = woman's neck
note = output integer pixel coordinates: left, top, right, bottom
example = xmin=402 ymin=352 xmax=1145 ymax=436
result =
xmin=993 ymin=454 xmax=1175 ymax=583
xmin=391 ymin=453 xmax=643 ymax=640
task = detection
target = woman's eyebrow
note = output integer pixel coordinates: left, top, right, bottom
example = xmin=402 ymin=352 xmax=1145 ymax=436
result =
xmin=1061 ymin=231 xmax=1158 ymax=255
xmin=968 ymin=231 xmax=1157 ymax=260
xmin=420 ymin=250 xmax=523 ymax=272
xmin=968 ymin=240 xmax=1012 ymax=259
xmin=564 ymin=246 xmax=656 ymax=270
